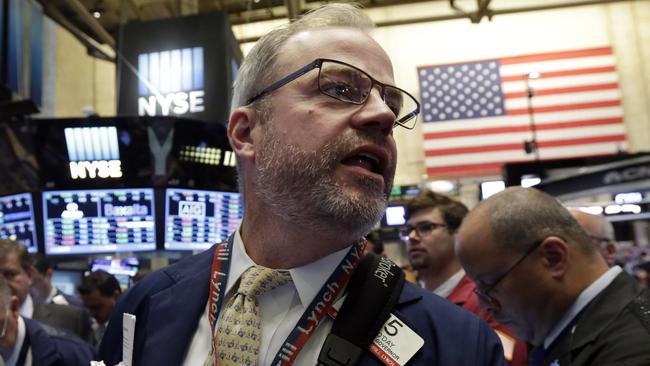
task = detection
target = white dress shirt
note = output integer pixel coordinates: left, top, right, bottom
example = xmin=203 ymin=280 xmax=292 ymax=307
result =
xmin=5 ymin=316 xmax=32 ymax=366
xmin=182 ymin=229 xmax=351 ymax=366
xmin=432 ymin=269 xmax=466 ymax=298
xmin=18 ymin=296 xmax=33 ymax=319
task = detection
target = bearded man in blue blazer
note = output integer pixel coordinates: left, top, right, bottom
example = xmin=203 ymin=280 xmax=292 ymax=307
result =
xmin=99 ymin=4 xmax=507 ymax=366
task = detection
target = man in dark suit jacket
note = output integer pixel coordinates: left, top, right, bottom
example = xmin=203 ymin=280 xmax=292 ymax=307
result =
xmin=99 ymin=245 xmax=506 ymax=365
xmin=32 ymin=301 xmax=94 ymax=344
xmin=456 ymin=187 xmax=650 ymax=366
xmin=99 ymin=3 xmax=507 ymax=365
xmin=0 ymin=239 xmax=93 ymax=343
xmin=30 ymin=253 xmax=84 ymax=307
xmin=0 ymin=276 xmax=95 ymax=366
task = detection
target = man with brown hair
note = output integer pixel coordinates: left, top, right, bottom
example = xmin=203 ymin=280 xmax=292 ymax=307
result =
xmin=403 ymin=190 xmax=527 ymax=365
xmin=568 ymin=208 xmax=617 ymax=267
xmin=0 ymin=239 xmax=92 ymax=343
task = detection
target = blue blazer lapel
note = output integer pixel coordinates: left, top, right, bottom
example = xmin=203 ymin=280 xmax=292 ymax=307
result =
xmin=139 ymin=249 xmax=213 ymax=365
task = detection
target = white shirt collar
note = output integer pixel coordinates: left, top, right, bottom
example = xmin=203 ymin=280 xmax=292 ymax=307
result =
xmin=230 ymin=228 xmax=352 ymax=307
xmin=543 ymin=265 xmax=622 ymax=349
xmin=433 ymin=269 xmax=466 ymax=298
xmin=44 ymin=286 xmax=58 ymax=304
xmin=19 ymin=295 xmax=33 ymax=319
xmin=6 ymin=316 xmax=27 ymax=366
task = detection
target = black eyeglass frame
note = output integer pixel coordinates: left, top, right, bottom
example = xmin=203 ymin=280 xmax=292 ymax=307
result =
xmin=245 ymin=58 xmax=421 ymax=129
xmin=399 ymin=221 xmax=448 ymax=240
xmin=473 ymin=237 xmax=547 ymax=306
xmin=589 ymin=235 xmax=612 ymax=244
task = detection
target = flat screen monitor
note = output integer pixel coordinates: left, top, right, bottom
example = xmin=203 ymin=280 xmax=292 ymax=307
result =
xmin=164 ymin=188 xmax=242 ymax=251
xmin=90 ymin=257 xmax=140 ymax=278
xmin=480 ymin=180 xmax=505 ymax=200
xmin=0 ymin=192 xmax=38 ymax=252
xmin=42 ymin=188 xmax=156 ymax=255
xmin=51 ymin=270 xmax=83 ymax=297
xmin=89 ymin=257 xmax=139 ymax=290
xmin=383 ymin=205 xmax=406 ymax=227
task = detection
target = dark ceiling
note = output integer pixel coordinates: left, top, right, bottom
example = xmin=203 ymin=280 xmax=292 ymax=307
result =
xmin=37 ymin=0 xmax=635 ymax=61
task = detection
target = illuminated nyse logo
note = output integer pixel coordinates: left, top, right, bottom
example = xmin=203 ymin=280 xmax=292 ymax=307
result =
xmin=138 ymin=47 xmax=205 ymax=116
xmin=65 ymin=127 xmax=122 ymax=180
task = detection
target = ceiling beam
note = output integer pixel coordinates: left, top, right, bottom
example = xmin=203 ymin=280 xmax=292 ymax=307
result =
xmin=63 ymin=0 xmax=116 ymax=47
xmin=284 ymin=0 xmax=300 ymax=21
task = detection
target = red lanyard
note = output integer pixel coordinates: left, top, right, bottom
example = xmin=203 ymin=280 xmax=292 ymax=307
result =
xmin=207 ymin=235 xmax=367 ymax=365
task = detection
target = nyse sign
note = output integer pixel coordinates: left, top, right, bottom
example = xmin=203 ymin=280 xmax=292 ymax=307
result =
xmin=65 ymin=127 xmax=123 ymax=180
xmin=69 ymin=160 xmax=123 ymax=179
xmin=137 ymin=47 xmax=205 ymax=117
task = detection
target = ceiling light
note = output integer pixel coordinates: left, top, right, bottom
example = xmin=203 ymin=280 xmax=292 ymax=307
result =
xmin=93 ymin=11 xmax=101 ymax=18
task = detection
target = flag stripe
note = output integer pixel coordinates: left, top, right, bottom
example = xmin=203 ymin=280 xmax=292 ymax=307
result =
xmin=425 ymin=134 xmax=626 ymax=156
xmin=425 ymin=142 xmax=627 ymax=169
xmin=424 ymin=117 xmax=622 ymax=139
xmin=500 ymin=66 xmax=616 ymax=82
xmin=508 ymin=100 xmax=621 ymax=115
xmin=418 ymin=46 xmax=626 ymax=178
xmin=425 ymin=124 xmax=625 ymax=150
xmin=504 ymin=82 xmax=618 ymax=99
xmin=425 ymin=151 xmax=618 ymax=177
xmin=501 ymin=72 xmax=618 ymax=93
xmin=499 ymin=47 xmax=612 ymax=65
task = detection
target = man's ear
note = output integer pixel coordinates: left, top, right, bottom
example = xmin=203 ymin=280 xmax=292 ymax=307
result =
xmin=25 ymin=266 xmax=36 ymax=280
xmin=228 ymin=107 xmax=257 ymax=161
xmin=539 ymin=237 xmax=569 ymax=279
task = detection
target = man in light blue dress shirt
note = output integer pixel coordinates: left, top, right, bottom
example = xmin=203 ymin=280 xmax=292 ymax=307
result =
xmin=456 ymin=186 xmax=650 ymax=366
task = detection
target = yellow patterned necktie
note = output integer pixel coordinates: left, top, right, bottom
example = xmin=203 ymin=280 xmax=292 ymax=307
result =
xmin=204 ymin=266 xmax=293 ymax=366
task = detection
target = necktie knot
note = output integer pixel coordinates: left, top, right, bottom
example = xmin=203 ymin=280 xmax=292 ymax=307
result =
xmin=204 ymin=266 xmax=293 ymax=366
xmin=238 ymin=266 xmax=292 ymax=299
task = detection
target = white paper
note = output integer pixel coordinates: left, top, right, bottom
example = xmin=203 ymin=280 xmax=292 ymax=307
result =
xmin=122 ymin=313 xmax=137 ymax=366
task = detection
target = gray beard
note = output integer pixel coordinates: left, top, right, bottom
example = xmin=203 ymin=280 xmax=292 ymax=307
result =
xmin=253 ymin=123 xmax=393 ymax=240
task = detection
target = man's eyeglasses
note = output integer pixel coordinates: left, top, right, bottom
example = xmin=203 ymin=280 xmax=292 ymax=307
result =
xmin=246 ymin=58 xmax=421 ymax=130
xmin=399 ymin=221 xmax=447 ymax=240
xmin=590 ymin=235 xmax=612 ymax=245
xmin=473 ymin=237 xmax=546 ymax=309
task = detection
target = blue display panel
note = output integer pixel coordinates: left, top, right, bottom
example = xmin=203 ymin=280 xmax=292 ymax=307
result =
xmin=43 ymin=188 xmax=156 ymax=255
xmin=90 ymin=257 xmax=140 ymax=289
xmin=164 ymin=188 xmax=242 ymax=251
xmin=0 ymin=193 xmax=38 ymax=252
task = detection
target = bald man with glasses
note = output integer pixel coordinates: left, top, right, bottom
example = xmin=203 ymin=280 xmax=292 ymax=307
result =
xmin=455 ymin=187 xmax=650 ymax=366
xmin=568 ymin=208 xmax=617 ymax=267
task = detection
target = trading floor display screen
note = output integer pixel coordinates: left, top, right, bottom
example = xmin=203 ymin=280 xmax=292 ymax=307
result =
xmin=164 ymin=188 xmax=242 ymax=251
xmin=43 ymin=188 xmax=156 ymax=254
xmin=0 ymin=193 xmax=38 ymax=252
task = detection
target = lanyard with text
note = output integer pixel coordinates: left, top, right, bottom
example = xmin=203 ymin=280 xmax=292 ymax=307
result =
xmin=206 ymin=234 xmax=367 ymax=365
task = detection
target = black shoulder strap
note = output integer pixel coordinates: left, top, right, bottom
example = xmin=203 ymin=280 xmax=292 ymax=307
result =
xmin=317 ymin=252 xmax=405 ymax=366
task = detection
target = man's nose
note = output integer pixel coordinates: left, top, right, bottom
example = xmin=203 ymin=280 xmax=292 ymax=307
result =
xmin=350 ymin=88 xmax=395 ymax=135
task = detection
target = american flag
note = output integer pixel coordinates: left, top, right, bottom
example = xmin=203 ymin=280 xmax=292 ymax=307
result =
xmin=418 ymin=47 xmax=626 ymax=178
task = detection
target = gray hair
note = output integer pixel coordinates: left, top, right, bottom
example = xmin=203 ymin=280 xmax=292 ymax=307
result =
xmin=230 ymin=3 xmax=374 ymax=114
xmin=229 ymin=3 xmax=374 ymax=193
xmin=472 ymin=187 xmax=594 ymax=255
xmin=600 ymin=217 xmax=615 ymax=241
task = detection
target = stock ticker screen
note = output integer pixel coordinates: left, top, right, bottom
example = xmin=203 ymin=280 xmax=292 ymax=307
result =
xmin=0 ymin=193 xmax=38 ymax=252
xmin=42 ymin=188 xmax=156 ymax=255
xmin=164 ymin=188 xmax=242 ymax=251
